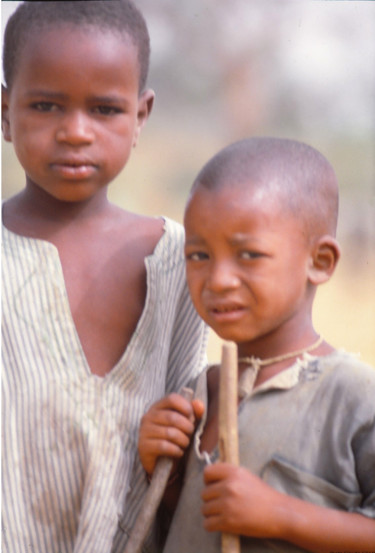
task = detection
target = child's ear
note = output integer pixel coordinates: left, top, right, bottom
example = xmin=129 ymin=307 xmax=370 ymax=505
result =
xmin=307 ymin=235 xmax=341 ymax=285
xmin=133 ymin=88 xmax=155 ymax=148
xmin=2 ymin=85 xmax=12 ymax=142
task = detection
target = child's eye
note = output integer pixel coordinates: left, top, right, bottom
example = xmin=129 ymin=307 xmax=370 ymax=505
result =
xmin=186 ymin=251 xmax=209 ymax=262
xmin=240 ymin=250 xmax=263 ymax=260
xmin=92 ymin=105 xmax=122 ymax=116
xmin=31 ymin=101 xmax=60 ymax=112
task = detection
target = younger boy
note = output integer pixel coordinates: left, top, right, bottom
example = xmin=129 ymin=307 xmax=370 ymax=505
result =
xmin=139 ymin=137 xmax=375 ymax=552
xmin=1 ymin=2 xmax=207 ymax=552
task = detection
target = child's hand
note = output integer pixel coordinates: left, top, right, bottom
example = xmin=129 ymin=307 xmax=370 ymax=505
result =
xmin=201 ymin=462 xmax=281 ymax=539
xmin=138 ymin=393 xmax=204 ymax=477
xmin=202 ymin=463 xmax=375 ymax=552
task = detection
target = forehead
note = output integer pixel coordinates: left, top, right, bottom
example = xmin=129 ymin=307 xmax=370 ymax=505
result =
xmin=13 ymin=25 xmax=139 ymax=88
xmin=184 ymin=185 xmax=311 ymax=257
xmin=186 ymin=182 xmax=282 ymax=222
xmin=184 ymin=183 xmax=304 ymax=241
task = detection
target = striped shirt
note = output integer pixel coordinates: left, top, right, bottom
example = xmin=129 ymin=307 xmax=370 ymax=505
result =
xmin=2 ymin=217 xmax=208 ymax=553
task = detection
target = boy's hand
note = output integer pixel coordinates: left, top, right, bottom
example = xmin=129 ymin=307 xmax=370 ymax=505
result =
xmin=138 ymin=393 xmax=204 ymax=476
xmin=201 ymin=462 xmax=281 ymax=539
xmin=202 ymin=463 xmax=375 ymax=553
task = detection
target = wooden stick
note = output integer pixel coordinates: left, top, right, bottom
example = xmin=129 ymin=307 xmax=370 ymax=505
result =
xmin=124 ymin=387 xmax=193 ymax=553
xmin=218 ymin=341 xmax=241 ymax=553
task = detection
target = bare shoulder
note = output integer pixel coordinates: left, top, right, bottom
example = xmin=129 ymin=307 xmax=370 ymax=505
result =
xmin=108 ymin=206 xmax=165 ymax=256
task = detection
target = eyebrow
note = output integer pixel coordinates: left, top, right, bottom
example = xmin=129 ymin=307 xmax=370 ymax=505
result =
xmin=25 ymin=90 xmax=128 ymax=105
xmin=228 ymin=234 xmax=262 ymax=246
xmin=185 ymin=236 xmax=205 ymax=246
xmin=25 ymin=90 xmax=67 ymax=101
xmin=185 ymin=234 xmax=265 ymax=248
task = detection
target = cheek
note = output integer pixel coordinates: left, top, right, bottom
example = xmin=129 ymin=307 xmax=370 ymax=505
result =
xmin=102 ymin=140 xmax=133 ymax=179
xmin=186 ymin=269 xmax=203 ymax=303
xmin=101 ymin=122 xmax=136 ymax=157
xmin=11 ymin=115 xmax=50 ymax=155
xmin=12 ymin=132 xmax=42 ymax=169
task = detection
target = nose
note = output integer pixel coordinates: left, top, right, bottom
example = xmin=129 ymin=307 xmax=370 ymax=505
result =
xmin=56 ymin=110 xmax=95 ymax=145
xmin=207 ymin=259 xmax=241 ymax=293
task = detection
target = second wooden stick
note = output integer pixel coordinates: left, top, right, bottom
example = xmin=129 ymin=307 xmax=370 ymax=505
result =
xmin=218 ymin=341 xmax=241 ymax=553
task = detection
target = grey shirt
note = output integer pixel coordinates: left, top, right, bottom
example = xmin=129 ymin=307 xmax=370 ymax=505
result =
xmin=163 ymin=351 xmax=375 ymax=553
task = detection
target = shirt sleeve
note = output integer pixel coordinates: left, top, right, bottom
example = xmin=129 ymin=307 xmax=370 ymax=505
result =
xmin=165 ymin=277 xmax=208 ymax=395
xmin=350 ymin=404 xmax=375 ymax=518
xmin=336 ymin=358 xmax=375 ymax=519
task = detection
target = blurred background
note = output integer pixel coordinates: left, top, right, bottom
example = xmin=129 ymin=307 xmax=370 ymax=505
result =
xmin=2 ymin=0 xmax=374 ymax=365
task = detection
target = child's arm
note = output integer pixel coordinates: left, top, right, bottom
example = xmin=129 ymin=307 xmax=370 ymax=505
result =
xmin=202 ymin=462 xmax=375 ymax=552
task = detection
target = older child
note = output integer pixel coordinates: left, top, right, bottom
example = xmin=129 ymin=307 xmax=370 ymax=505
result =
xmin=1 ymin=2 xmax=207 ymax=552
xmin=139 ymin=137 xmax=375 ymax=552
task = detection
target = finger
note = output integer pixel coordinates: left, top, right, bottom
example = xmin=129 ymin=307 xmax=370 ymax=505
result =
xmin=142 ymin=408 xmax=195 ymax=437
xmin=145 ymin=436 xmax=188 ymax=459
xmin=202 ymin=512 xmax=228 ymax=534
xmin=191 ymin=399 xmax=205 ymax=422
xmin=162 ymin=408 xmax=196 ymax=434
xmin=201 ymin=482 xmax=223 ymax=502
xmin=201 ymin=499 xmax=223 ymax=521
xmin=139 ymin=433 xmax=187 ymax=475
xmin=201 ymin=498 xmax=238 ymax=534
xmin=156 ymin=393 xmax=195 ymax=418
xmin=203 ymin=462 xmax=232 ymax=483
xmin=148 ymin=422 xmax=193 ymax=449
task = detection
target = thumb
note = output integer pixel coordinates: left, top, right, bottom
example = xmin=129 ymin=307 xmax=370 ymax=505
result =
xmin=192 ymin=399 xmax=205 ymax=422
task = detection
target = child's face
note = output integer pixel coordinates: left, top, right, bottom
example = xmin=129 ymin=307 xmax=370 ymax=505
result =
xmin=2 ymin=26 xmax=153 ymax=203
xmin=184 ymin=184 xmax=314 ymax=351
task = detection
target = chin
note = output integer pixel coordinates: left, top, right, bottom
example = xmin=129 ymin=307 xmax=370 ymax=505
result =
xmin=51 ymin=187 xmax=101 ymax=204
xmin=209 ymin=327 xmax=248 ymax=344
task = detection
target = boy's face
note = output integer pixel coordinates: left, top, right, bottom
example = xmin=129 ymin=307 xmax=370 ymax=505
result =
xmin=2 ymin=26 xmax=153 ymax=203
xmin=184 ymin=183 xmax=314 ymax=353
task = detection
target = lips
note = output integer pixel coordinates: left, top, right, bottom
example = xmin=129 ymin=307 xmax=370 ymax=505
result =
xmin=208 ymin=302 xmax=246 ymax=322
xmin=50 ymin=158 xmax=98 ymax=179
xmin=209 ymin=301 xmax=244 ymax=313
xmin=213 ymin=306 xmax=242 ymax=314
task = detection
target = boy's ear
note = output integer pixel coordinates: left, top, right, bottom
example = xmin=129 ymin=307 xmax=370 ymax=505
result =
xmin=307 ymin=235 xmax=341 ymax=285
xmin=2 ymin=85 xmax=12 ymax=142
xmin=133 ymin=88 xmax=155 ymax=148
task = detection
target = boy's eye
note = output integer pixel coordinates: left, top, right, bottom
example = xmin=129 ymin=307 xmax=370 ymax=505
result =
xmin=186 ymin=251 xmax=209 ymax=262
xmin=240 ymin=250 xmax=263 ymax=260
xmin=31 ymin=101 xmax=60 ymax=112
xmin=92 ymin=105 xmax=122 ymax=116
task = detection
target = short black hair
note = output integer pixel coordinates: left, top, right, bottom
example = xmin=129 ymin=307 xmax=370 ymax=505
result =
xmin=3 ymin=0 xmax=151 ymax=92
xmin=191 ymin=137 xmax=339 ymax=237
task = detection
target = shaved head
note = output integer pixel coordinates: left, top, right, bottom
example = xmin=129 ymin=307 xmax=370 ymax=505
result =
xmin=190 ymin=137 xmax=339 ymax=239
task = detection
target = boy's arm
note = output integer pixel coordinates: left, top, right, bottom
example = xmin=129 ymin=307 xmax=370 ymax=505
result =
xmin=202 ymin=463 xmax=375 ymax=552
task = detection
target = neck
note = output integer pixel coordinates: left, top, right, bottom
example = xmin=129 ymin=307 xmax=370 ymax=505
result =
xmin=16 ymin=181 xmax=109 ymax=217
xmin=238 ymin=316 xmax=328 ymax=358
xmin=30 ymin=181 xmax=110 ymax=216
xmin=3 ymin=182 xmax=113 ymax=240
xmin=237 ymin=334 xmax=334 ymax=393
xmin=238 ymin=335 xmax=323 ymax=368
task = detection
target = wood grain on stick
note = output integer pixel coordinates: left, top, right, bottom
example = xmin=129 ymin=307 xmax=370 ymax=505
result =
xmin=218 ymin=341 xmax=241 ymax=553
